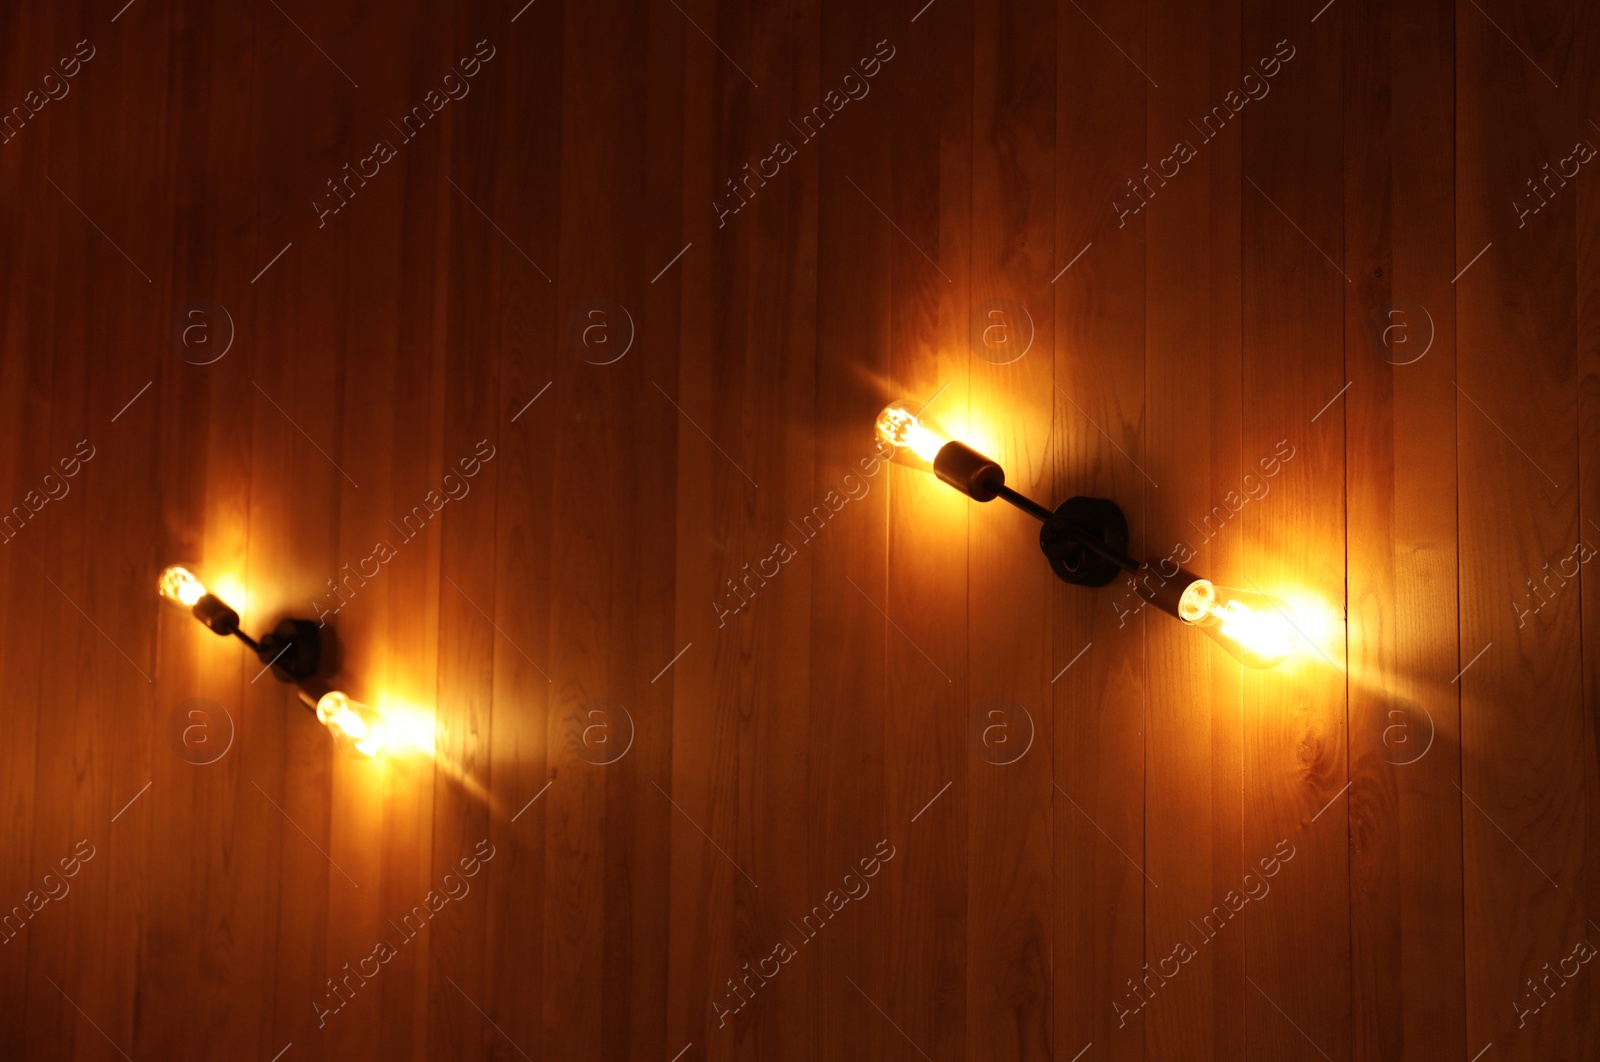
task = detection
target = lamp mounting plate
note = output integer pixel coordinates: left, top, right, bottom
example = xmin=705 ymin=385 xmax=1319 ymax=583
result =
xmin=257 ymin=619 xmax=322 ymax=683
xmin=1040 ymin=496 xmax=1129 ymax=587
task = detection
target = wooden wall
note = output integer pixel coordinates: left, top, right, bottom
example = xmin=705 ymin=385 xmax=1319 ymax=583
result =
xmin=1 ymin=0 xmax=1597 ymax=1059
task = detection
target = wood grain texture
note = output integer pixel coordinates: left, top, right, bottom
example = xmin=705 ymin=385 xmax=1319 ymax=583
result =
xmin=1241 ymin=1 xmax=1352 ymax=1059
xmin=1458 ymin=0 xmax=1592 ymax=1060
xmin=970 ymin=1 xmax=1055 ymax=1059
xmin=1142 ymin=0 xmax=1243 ymax=1058
xmin=1344 ymin=0 xmax=1464 ymax=1059
xmin=1580 ymin=0 xmax=1600 ymax=1050
xmin=876 ymin=4 xmax=971 ymax=1062
xmin=1 ymin=1 xmax=1596 ymax=1060
xmin=1053 ymin=1 xmax=1149 ymax=1061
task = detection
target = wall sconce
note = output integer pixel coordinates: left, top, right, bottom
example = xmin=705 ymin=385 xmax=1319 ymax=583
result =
xmin=159 ymin=565 xmax=386 ymax=755
xmin=875 ymin=401 xmax=1298 ymax=668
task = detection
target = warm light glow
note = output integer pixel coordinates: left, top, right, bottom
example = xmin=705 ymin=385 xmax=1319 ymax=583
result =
xmin=875 ymin=400 xmax=954 ymax=470
xmin=376 ymin=694 xmax=438 ymax=757
xmin=208 ymin=574 xmax=251 ymax=622
xmin=881 ymin=409 xmax=944 ymax=461
xmin=1178 ymin=579 xmax=1298 ymax=669
xmin=158 ymin=565 xmax=208 ymax=607
xmin=316 ymin=692 xmax=387 ymax=758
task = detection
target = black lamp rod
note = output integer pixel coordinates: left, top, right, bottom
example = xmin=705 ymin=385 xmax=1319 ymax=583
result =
xmin=989 ymin=481 xmax=1141 ymax=575
xmin=992 ymin=483 xmax=1053 ymax=521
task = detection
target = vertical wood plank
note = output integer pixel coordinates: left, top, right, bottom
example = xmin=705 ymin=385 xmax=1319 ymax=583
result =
xmin=24 ymin=9 xmax=162 ymax=1054
xmin=346 ymin=13 xmax=451 ymax=1055
xmin=472 ymin=4 xmax=567 ymax=1062
xmin=1142 ymin=0 xmax=1244 ymax=1059
xmin=0 ymin=0 xmax=52 ymax=1033
xmin=1240 ymin=2 xmax=1351 ymax=1059
xmin=242 ymin=0 xmax=366 ymax=1049
xmin=1343 ymin=0 xmax=1465 ymax=1057
xmin=1054 ymin=1 xmax=1149 ymax=1060
xmin=429 ymin=15 xmax=505 ymax=1062
xmin=970 ymin=2 xmax=1055 ymax=1060
xmin=814 ymin=3 xmax=898 ymax=1062
xmin=1458 ymin=0 xmax=1589 ymax=1058
xmin=878 ymin=1 xmax=973 ymax=1061
xmin=665 ymin=3 xmax=819 ymax=1062
xmin=538 ymin=2 xmax=682 ymax=1061
xmin=1578 ymin=0 xmax=1600 ymax=1045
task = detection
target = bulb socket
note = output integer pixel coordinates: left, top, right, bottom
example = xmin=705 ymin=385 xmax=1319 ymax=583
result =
xmin=1132 ymin=564 xmax=1205 ymax=620
xmin=191 ymin=594 xmax=240 ymax=636
xmin=933 ymin=441 xmax=1004 ymax=502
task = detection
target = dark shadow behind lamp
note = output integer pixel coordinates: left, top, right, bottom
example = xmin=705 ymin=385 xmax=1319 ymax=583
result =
xmin=874 ymin=400 xmax=1298 ymax=669
xmin=158 ymin=566 xmax=387 ymax=756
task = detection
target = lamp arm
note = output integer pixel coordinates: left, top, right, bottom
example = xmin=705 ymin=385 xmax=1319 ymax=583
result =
xmin=1067 ymin=526 xmax=1141 ymax=574
xmin=990 ymin=483 xmax=1054 ymax=522
xmin=986 ymin=481 xmax=1142 ymax=577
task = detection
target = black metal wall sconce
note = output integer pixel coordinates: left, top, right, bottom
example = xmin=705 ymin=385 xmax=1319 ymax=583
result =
xmin=875 ymin=401 xmax=1298 ymax=669
xmin=158 ymin=566 xmax=387 ymax=755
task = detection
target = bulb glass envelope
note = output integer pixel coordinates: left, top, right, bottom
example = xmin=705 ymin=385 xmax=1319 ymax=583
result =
xmin=875 ymin=400 xmax=1005 ymax=501
xmin=316 ymin=691 xmax=387 ymax=758
xmin=875 ymin=400 xmax=953 ymax=471
xmin=159 ymin=565 xmax=208 ymax=607
xmin=1176 ymin=579 xmax=1298 ymax=669
xmin=158 ymin=564 xmax=241 ymax=635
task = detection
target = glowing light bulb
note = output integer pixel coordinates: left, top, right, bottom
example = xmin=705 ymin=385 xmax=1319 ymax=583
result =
xmin=159 ymin=565 xmax=208 ymax=607
xmin=875 ymin=399 xmax=1008 ymax=501
xmin=157 ymin=563 xmax=241 ymax=635
xmin=1177 ymin=579 xmax=1298 ymax=669
xmin=875 ymin=400 xmax=954 ymax=470
xmin=316 ymin=692 xmax=387 ymax=758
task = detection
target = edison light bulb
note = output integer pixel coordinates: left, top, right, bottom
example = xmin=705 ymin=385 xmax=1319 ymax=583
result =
xmin=875 ymin=400 xmax=953 ymax=470
xmin=875 ymin=399 xmax=1008 ymax=501
xmin=159 ymin=565 xmax=208 ymax=607
xmin=1177 ymin=579 xmax=1297 ymax=669
xmin=316 ymin=692 xmax=387 ymax=757
xmin=158 ymin=564 xmax=242 ymax=635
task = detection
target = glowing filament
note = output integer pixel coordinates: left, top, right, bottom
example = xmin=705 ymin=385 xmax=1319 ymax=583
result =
xmin=1178 ymin=579 xmax=1298 ymax=669
xmin=159 ymin=565 xmax=208 ymax=607
xmin=875 ymin=401 xmax=952 ymax=465
xmin=316 ymin=692 xmax=387 ymax=758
